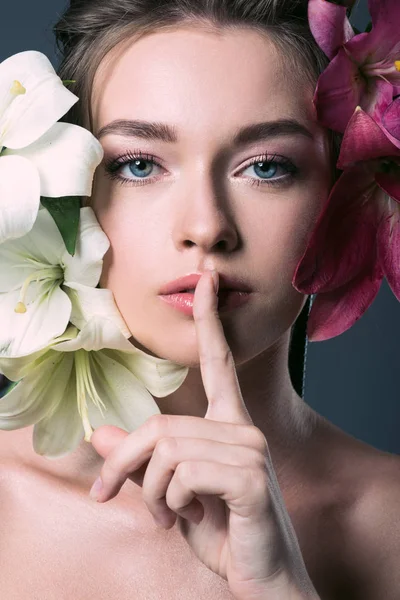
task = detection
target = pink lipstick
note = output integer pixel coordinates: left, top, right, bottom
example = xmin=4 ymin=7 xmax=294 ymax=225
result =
xmin=158 ymin=273 xmax=253 ymax=316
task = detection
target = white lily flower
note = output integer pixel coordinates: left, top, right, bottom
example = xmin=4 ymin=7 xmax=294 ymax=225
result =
xmin=0 ymin=50 xmax=103 ymax=243
xmin=0 ymin=317 xmax=188 ymax=458
xmin=0 ymin=206 xmax=110 ymax=357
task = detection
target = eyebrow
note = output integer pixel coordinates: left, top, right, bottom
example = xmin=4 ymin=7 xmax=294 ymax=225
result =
xmin=96 ymin=118 xmax=314 ymax=145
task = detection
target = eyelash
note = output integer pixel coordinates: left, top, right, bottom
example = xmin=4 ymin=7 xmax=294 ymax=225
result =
xmin=103 ymin=149 xmax=298 ymax=188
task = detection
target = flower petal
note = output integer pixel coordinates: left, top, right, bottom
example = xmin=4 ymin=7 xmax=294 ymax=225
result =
xmin=53 ymin=316 xmax=134 ymax=353
xmin=3 ymin=123 xmax=103 ymax=197
xmin=0 ymin=51 xmax=78 ymax=149
xmin=32 ymin=370 xmax=84 ymax=458
xmin=105 ymin=348 xmax=189 ymax=398
xmin=382 ymin=97 xmax=400 ymax=147
xmin=0 ymin=204 xmax=70 ymax=295
xmin=377 ymin=200 xmax=400 ymax=300
xmin=306 ymin=263 xmax=383 ymax=341
xmin=376 ymin=162 xmax=400 ymax=202
xmin=338 ymin=106 xmax=400 ymax=168
xmin=87 ymin=351 xmax=161 ymax=432
xmin=61 ymin=207 xmax=109 ymax=287
xmin=0 ymin=351 xmax=73 ymax=430
xmin=308 ymin=0 xmax=354 ymax=59
xmin=0 ymin=325 xmax=77 ymax=380
xmin=63 ymin=282 xmax=131 ymax=337
xmin=0 ymin=207 xmax=66 ymax=293
xmin=0 ymin=283 xmax=71 ymax=357
xmin=0 ymin=155 xmax=40 ymax=243
xmin=52 ymin=316 xmax=188 ymax=396
xmin=314 ymin=48 xmax=361 ymax=132
xmin=293 ymin=166 xmax=383 ymax=294
xmin=363 ymin=79 xmax=396 ymax=130
xmin=359 ymin=0 xmax=400 ymax=68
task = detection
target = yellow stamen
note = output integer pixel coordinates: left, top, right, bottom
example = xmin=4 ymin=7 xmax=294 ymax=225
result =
xmin=14 ymin=302 xmax=27 ymax=314
xmin=10 ymin=80 xmax=26 ymax=96
xmin=13 ymin=266 xmax=63 ymax=314
xmin=395 ymin=61 xmax=400 ymax=72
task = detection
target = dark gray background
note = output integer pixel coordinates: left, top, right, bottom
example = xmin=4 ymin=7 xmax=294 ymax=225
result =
xmin=2 ymin=1 xmax=398 ymax=455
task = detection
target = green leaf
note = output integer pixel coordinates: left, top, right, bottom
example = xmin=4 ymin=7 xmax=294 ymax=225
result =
xmin=62 ymin=80 xmax=76 ymax=86
xmin=40 ymin=196 xmax=81 ymax=256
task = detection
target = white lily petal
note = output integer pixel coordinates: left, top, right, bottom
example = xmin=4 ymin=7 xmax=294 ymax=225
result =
xmin=0 ymin=325 xmax=78 ymax=380
xmin=3 ymin=123 xmax=103 ymax=197
xmin=6 ymin=206 xmax=66 ymax=271
xmin=0 ymin=155 xmax=40 ymax=243
xmin=53 ymin=316 xmax=134 ymax=353
xmin=62 ymin=207 xmax=109 ymax=287
xmin=0 ymin=283 xmax=71 ymax=357
xmin=0 ymin=206 xmax=66 ymax=292
xmin=63 ymin=282 xmax=131 ymax=337
xmin=104 ymin=348 xmax=189 ymax=398
xmin=86 ymin=351 xmax=161 ymax=432
xmin=53 ymin=315 xmax=187 ymax=395
xmin=0 ymin=51 xmax=78 ymax=149
xmin=33 ymin=371 xmax=85 ymax=458
xmin=0 ymin=351 xmax=73 ymax=430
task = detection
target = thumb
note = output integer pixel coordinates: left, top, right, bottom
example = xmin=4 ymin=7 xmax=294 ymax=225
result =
xmin=89 ymin=425 xmax=129 ymax=458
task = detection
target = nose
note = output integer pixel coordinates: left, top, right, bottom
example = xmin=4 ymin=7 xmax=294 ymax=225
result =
xmin=172 ymin=170 xmax=239 ymax=254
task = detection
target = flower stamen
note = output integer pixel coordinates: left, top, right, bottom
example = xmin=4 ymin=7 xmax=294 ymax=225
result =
xmin=14 ymin=266 xmax=63 ymax=313
xmin=395 ymin=60 xmax=400 ymax=72
xmin=10 ymin=80 xmax=26 ymax=96
xmin=75 ymin=350 xmax=107 ymax=442
xmin=0 ymin=80 xmax=27 ymax=145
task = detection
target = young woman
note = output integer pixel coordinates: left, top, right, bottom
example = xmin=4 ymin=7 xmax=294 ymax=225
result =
xmin=0 ymin=1 xmax=399 ymax=598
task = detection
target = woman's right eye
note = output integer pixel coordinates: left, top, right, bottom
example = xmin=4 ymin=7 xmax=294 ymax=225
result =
xmin=104 ymin=152 xmax=164 ymax=187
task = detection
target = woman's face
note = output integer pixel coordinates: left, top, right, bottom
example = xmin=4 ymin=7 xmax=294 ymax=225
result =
xmin=90 ymin=25 xmax=331 ymax=368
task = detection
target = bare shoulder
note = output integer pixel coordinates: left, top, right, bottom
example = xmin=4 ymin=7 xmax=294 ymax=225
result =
xmin=340 ymin=450 xmax=400 ymax=600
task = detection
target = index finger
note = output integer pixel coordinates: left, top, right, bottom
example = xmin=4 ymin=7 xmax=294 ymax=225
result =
xmin=193 ymin=270 xmax=253 ymax=426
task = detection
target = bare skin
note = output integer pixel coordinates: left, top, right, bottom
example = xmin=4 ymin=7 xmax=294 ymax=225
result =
xmin=0 ymin=24 xmax=399 ymax=600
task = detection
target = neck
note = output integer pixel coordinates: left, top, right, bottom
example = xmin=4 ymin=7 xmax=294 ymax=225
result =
xmin=154 ymin=331 xmax=318 ymax=480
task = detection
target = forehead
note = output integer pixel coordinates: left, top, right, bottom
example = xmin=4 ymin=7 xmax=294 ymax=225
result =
xmin=92 ymin=26 xmax=315 ymax=137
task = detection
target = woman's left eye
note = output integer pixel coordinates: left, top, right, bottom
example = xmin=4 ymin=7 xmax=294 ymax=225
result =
xmin=238 ymin=155 xmax=298 ymax=187
xmin=103 ymin=151 xmax=298 ymax=188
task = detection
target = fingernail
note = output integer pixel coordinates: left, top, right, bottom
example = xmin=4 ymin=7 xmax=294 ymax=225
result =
xmin=211 ymin=270 xmax=219 ymax=294
xmin=90 ymin=476 xmax=103 ymax=501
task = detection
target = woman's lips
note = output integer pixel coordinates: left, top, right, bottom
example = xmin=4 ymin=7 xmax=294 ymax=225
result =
xmin=159 ymin=290 xmax=252 ymax=316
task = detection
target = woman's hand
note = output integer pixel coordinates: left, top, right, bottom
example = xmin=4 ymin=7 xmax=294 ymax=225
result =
xmin=89 ymin=271 xmax=317 ymax=600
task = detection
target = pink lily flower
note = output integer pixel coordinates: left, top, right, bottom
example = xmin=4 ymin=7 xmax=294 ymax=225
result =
xmin=292 ymin=108 xmax=400 ymax=341
xmin=382 ymin=96 xmax=400 ymax=145
xmin=309 ymin=0 xmax=400 ymax=136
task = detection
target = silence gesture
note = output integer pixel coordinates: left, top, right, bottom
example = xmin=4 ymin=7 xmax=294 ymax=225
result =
xmin=89 ymin=271 xmax=319 ymax=600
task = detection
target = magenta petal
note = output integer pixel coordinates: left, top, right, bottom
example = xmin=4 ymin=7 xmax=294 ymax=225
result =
xmin=382 ymin=98 xmax=400 ymax=145
xmin=308 ymin=0 xmax=354 ymax=59
xmin=293 ymin=166 xmax=382 ymax=295
xmin=338 ymin=107 xmax=400 ymax=168
xmin=368 ymin=0 xmax=400 ymax=57
xmin=306 ymin=264 xmax=383 ymax=341
xmin=365 ymin=79 xmax=396 ymax=130
xmin=314 ymin=48 xmax=361 ymax=132
xmin=376 ymin=162 xmax=400 ymax=202
xmin=377 ymin=204 xmax=400 ymax=300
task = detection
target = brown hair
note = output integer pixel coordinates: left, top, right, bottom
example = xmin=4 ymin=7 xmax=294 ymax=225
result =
xmin=53 ymin=0 xmax=341 ymax=396
xmin=55 ymin=1 xmax=331 ymax=125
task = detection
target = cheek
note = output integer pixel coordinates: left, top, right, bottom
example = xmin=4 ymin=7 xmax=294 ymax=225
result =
xmin=251 ymin=187 xmax=326 ymax=289
xmin=90 ymin=175 xmax=152 ymax=295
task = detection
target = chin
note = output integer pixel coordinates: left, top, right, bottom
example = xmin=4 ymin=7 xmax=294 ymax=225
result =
xmin=128 ymin=328 xmax=204 ymax=368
